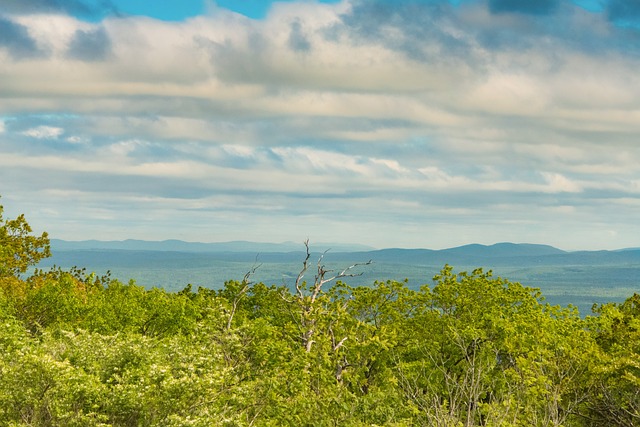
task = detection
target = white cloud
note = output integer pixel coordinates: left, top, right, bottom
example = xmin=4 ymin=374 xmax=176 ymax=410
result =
xmin=21 ymin=126 xmax=64 ymax=139
xmin=11 ymin=14 xmax=81 ymax=54
xmin=540 ymin=172 xmax=582 ymax=193
xmin=65 ymin=135 xmax=87 ymax=144
xmin=221 ymin=144 xmax=256 ymax=157
xmin=105 ymin=139 xmax=147 ymax=156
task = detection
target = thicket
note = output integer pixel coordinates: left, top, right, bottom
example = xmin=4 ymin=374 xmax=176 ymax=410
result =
xmin=0 ymin=202 xmax=639 ymax=426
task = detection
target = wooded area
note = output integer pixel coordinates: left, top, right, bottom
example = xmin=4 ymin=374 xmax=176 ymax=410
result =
xmin=1 ymin=202 xmax=639 ymax=426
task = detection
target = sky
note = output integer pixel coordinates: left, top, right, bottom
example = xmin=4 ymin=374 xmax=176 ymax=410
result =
xmin=1 ymin=0 xmax=640 ymax=251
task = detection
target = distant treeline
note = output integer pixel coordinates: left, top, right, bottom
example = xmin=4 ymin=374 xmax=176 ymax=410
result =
xmin=1 ymin=202 xmax=639 ymax=426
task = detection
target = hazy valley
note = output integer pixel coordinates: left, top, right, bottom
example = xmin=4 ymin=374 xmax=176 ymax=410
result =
xmin=43 ymin=240 xmax=640 ymax=316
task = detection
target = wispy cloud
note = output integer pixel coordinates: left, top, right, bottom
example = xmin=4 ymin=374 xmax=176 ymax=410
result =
xmin=21 ymin=125 xmax=64 ymax=139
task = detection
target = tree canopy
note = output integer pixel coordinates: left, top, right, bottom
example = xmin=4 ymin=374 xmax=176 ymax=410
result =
xmin=0 ymin=201 xmax=638 ymax=426
xmin=0 ymin=200 xmax=50 ymax=278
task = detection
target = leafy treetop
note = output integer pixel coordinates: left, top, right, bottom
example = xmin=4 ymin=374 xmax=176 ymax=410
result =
xmin=0 ymin=201 xmax=51 ymax=278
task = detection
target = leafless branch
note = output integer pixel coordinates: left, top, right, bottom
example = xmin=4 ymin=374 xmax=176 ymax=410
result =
xmin=294 ymin=239 xmax=311 ymax=298
xmin=242 ymin=255 xmax=262 ymax=285
xmin=319 ymin=259 xmax=373 ymax=288
xmin=333 ymin=336 xmax=348 ymax=352
xmin=287 ymin=240 xmax=372 ymax=353
xmin=226 ymin=257 xmax=261 ymax=331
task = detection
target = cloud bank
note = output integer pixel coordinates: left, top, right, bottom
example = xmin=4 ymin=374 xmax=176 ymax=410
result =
xmin=1 ymin=0 xmax=639 ymax=250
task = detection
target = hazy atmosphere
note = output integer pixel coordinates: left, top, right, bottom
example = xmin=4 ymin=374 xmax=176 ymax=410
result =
xmin=1 ymin=0 xmax=639 ymax=250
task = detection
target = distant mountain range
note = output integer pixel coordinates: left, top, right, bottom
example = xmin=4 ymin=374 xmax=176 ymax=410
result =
xmin=50 ymin=239 xmax=375 ymax=253
xmin=41 ymin=240 xmax=640 ymax=315
xmin=48 ymin=239 xmax=640 ymax=267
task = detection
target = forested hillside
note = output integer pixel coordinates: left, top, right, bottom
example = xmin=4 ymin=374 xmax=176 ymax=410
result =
xmin=1 ymin=203 xmax=639 ymax=426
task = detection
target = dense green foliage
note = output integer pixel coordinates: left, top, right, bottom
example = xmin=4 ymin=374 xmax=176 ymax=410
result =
xmin=0 ymin=202 xmax=50 ymax=278
xmin=1 ymin=203 xmax=639 ymax=426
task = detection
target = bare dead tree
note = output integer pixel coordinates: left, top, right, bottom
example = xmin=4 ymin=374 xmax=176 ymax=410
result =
xmin=286 ymin=239 xmax=372 ymax=352
xmin=293 ymin=239 xmax=312 ymax=300
xmin=226 ymin=256 xmax=262 ymax=331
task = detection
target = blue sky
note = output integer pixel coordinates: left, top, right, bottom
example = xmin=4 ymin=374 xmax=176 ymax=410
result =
xmin=1 ymin=0 xmax=640 ymax=250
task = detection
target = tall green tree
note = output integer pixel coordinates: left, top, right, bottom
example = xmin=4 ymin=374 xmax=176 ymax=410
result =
xmin=584 ymin=294 xmax=640 ymax=426
xmin=0 ymin=200 xmax=51 ymax=278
